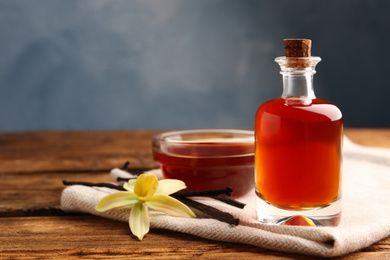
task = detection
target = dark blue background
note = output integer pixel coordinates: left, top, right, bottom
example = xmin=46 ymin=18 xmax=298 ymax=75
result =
xmin=1 ymin=0 xmax=389 ymax=132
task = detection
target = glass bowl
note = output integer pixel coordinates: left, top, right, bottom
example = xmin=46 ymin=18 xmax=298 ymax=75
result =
xmin=152 ymin=129 xmax=255 ymax=198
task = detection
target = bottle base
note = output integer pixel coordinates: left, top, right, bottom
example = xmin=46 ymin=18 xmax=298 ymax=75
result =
xmin=256 ymin=195 xmax=342 ymax=226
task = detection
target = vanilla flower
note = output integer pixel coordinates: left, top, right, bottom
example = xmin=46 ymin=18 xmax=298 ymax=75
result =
xmin=95 ymin=174 xmax=196 ymax=240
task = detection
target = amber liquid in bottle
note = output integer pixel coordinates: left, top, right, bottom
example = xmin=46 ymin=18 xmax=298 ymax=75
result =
xmin=255 ymin=39 xmax=342 ymax=226
xmin=255 ymin=97 xmax=342 ymax=210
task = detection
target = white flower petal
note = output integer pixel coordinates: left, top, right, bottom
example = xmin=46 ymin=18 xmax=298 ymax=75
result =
xmin=95 ymin=192 xmax=138 ymax=212
xmin=129 ymin=202 xmax=150 ymax=240
xmin=155 ymin=179 xmax=186 ymax=195
xmin=146 ymin=194 xmax=196 ymax=218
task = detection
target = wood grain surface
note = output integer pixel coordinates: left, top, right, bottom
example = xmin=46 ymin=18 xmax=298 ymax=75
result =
xmin=0 ymin=129 xmax=389 ymax=259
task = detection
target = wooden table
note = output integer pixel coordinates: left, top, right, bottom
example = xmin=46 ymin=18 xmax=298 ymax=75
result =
xmin=1 ymin=129 xmax=389 ymax=259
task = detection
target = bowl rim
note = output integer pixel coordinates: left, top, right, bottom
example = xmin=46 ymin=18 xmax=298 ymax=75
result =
xmin=152 ymin=128 xmax=254 ymax=144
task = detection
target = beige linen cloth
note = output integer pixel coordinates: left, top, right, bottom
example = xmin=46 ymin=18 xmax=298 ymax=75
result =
xmin=61 ymin=138 xmax=390 ymax=257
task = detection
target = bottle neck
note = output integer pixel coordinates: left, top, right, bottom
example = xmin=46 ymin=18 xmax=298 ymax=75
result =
xmin=275 ymin=56 xmax=321 ymax=104
xmin=281 ymin=73 xmax=316 ymax=99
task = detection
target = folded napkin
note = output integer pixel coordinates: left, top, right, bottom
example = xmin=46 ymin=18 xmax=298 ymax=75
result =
xmin=61 ymin=137 xmax=390 ymax=257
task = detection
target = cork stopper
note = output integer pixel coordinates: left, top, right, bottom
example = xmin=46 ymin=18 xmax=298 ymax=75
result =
xmin=284 ymin=39 xmax=311 ymax=57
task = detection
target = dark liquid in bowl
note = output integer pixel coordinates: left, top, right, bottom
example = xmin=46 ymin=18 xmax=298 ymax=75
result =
xmin=153 ymin=142 xmax=254 ymax=198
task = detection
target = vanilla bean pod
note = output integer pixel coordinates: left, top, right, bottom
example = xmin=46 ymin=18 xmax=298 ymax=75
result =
xmin=176 ymin=188 xmax=246 ymax=209
xmin=212 ymin=195 xmax=246 ymax=209
xmin=117 ymin=177 xmax=134 ymax=182
xmin=120 ymin=161 xmax=145 ymax=176
xmin=63 ymin=180 xmax=242 ymax=225
xmin=116 ymin=179 xmax=245 ymax=209
xmin=62 ymin=180 xmax=125 ymax=191
xmin=172 ymin=195 xmax=239 ymax=226
xmin=175 ymin=188 xmax=233 ymax=197
xmin=64 ymin=180 xmax=245 ymax=209
xmin=122 ymin=161 xmax=131 ymax=170
xmin=208 ymin=195 xmax=245 ymax=209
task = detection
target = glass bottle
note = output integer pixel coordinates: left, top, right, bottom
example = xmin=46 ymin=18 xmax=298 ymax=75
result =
xmin=254 ymin=39 xmax=343 ymax=226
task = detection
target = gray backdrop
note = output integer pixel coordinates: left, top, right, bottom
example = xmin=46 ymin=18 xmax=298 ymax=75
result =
xmin=1 ymin=0 xmax=389 ymax=132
